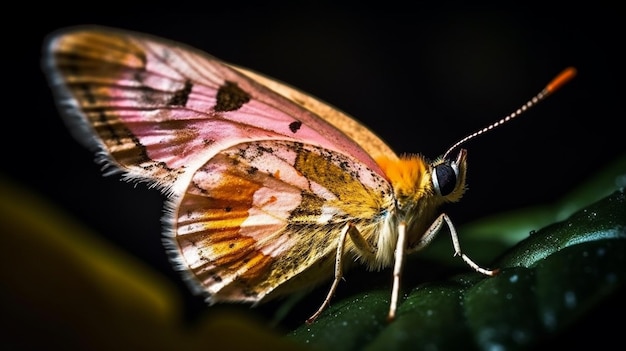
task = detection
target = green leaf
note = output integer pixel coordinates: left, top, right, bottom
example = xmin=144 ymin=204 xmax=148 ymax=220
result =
xmin=289 ymin=157 xmax=626 ymax=350
xmin=461 ymin=153 xmax=626 ymax=246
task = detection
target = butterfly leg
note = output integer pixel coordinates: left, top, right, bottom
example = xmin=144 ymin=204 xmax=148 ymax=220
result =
xmin=388 ymin=220 xmax=407 ymax=321
xmin=306 ymin=223 xmax=370 ymax=324
xmin=407 ymin=213 xmax=499 ymax=276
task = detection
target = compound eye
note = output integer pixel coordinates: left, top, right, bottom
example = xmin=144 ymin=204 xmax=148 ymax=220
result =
xmin=432 ymin=163 xmax=459 ymax=196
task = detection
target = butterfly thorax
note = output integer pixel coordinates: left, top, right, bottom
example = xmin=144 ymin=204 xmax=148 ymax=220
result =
xmin=376 ymin=155 xmax=432 ymax=210
xmin=372 ymin=152 xmax=468 ymax=268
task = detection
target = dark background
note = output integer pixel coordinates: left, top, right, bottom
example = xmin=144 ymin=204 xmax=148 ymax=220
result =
xmin=5 ymin=5 xmax=623 ymax=341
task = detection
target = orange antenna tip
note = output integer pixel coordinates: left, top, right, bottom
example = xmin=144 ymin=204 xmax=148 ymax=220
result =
xmin=442 ymin=67 xmax=577 ymax=160
xmin=545 ymin=66 xmax=577 ymax=94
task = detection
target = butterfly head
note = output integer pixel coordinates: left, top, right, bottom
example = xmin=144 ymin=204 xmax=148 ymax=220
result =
xmin=376 ymin=150 xmax=467 ymax=215
xmin=430 ymin=148 xmax=467 ymax=203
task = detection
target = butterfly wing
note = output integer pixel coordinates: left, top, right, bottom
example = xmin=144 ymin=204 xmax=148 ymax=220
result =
xmin=43 ymin=26 xmax=397 ymax=304
xmin=44 ymin=26 xmax=396 ymax=194
xmin=172 ymin=140 xmax=394 ymax=302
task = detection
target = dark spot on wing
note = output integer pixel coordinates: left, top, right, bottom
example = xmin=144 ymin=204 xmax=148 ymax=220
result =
xmin=257 ymin=145 xmax=274 ymax=154
xmin=168 ymin=80 xmax=193 ymax=106
xmin=247 ymin=166 xmax=258 ymax=175
xmin=214 ymin=81 xmax=251 ymax=112
xmin=289 ymin=120 xmax=302 ymax=133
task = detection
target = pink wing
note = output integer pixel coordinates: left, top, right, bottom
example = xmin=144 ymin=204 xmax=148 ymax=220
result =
xmin=44 ymin=26 xmax=388 ymax=194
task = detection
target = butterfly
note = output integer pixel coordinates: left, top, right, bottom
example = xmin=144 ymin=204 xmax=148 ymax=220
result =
xmin=43 ymin=26 xmax=576 ymax=323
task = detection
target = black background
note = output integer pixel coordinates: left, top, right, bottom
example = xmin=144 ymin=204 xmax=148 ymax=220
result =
xmin=5 ymin=5 xmax=624 ymax=346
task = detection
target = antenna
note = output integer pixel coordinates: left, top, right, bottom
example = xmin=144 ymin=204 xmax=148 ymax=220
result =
xmin=443 ymin=67 xmax=577 ymax=160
